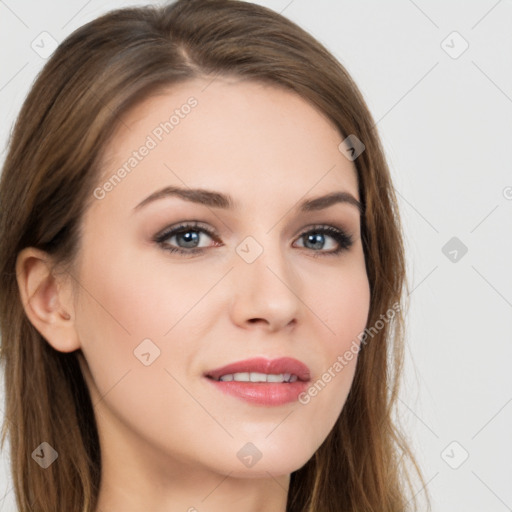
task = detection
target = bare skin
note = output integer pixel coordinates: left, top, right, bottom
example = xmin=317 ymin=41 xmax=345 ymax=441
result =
xmin=16 ymin=77 xmax=370 ymax=512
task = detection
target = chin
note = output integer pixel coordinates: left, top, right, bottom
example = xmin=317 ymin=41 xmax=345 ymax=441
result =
xmin=221 ymin=443 xmax=316 ymax=478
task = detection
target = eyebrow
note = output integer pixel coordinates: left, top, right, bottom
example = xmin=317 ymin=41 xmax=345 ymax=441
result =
xmin=133 ymin=186 xmax=363 ymax=215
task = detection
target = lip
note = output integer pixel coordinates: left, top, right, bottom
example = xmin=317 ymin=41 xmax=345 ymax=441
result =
xmin=204 ymin=357 xmax=311 ymax=406
xmin=205 ymin=356 xmax=311 ymax=382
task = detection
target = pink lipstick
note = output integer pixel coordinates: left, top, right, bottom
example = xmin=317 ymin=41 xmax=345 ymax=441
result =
xmin=204 ymin=357 xmax=311 ymax=406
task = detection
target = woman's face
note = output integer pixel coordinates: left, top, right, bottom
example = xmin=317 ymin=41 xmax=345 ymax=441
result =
xmin=73 ymin=77 xmax=370 ymax=480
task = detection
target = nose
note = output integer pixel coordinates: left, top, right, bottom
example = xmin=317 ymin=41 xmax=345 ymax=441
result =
xmin=229 ymin=239 xmax=301 ymax=332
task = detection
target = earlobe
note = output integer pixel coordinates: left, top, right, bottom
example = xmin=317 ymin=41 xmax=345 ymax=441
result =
xmin=15 ymin=247 xmax=80 ymax=353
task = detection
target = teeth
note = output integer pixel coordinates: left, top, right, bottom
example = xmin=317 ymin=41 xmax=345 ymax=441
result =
xmin=218 ymin=372 xmax=298 ymax=383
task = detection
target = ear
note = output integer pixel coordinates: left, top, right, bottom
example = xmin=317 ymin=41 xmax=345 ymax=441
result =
xmin=15 ymin=247 xmax=80 ymax=353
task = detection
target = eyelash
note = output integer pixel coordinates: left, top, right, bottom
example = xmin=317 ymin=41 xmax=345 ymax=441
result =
xmin=153 ymin=221 xmax=354 ymax=258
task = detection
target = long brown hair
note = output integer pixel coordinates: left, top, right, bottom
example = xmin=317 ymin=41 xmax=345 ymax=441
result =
xmin=0 ymin=1 xmax=429 ymax=510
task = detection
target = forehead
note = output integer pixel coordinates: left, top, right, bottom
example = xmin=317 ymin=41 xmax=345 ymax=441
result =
xmin=93 ymin=77 xmax=359 ymax=216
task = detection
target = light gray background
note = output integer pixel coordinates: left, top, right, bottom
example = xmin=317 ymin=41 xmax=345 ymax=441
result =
xmin=1 ymin=1 xmax=511 ymax=511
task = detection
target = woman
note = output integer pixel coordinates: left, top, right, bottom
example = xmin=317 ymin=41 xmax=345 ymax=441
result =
xmin=0 ymin=0 xmax=429 ymax=510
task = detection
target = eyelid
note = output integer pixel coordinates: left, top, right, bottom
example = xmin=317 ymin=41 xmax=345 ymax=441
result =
xmin=153 ymin=220 xmax=220 ymax=247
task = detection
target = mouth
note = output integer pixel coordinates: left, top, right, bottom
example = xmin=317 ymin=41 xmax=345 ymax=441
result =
xmin=203 ymin=357 xmax=311 ymax=406
xmin=204 ymin=356 xmax=311 ymax=382
xmin=207 ymin=372 xmax=301 ymax=383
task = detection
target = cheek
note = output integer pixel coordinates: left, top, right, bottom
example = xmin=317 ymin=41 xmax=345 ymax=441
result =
xmin=309 ymin=256 xmax=371 ymax=351
xmin=297 ymin=258 xmax=370 ymax=435
xmin=324 ymin=265 xmax=370 ymax=386
xmin=71 ymin=241 xmax=169 ymax=395
xmin=75 ymin=237 xmax=213 ymax=341
xmin=72 ymin=237 xmax=222 ymax=406
xmin=73 ymin=247 xmax=204 ymax=451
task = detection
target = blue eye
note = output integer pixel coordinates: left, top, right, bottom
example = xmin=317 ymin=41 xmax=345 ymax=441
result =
xmin=154 ymin=221 xmax=353 ymax=257
xmin=296 ymin=225 xmax=353 ymax=256
xmin=154 ymin=221 xmax=217 ymax=256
